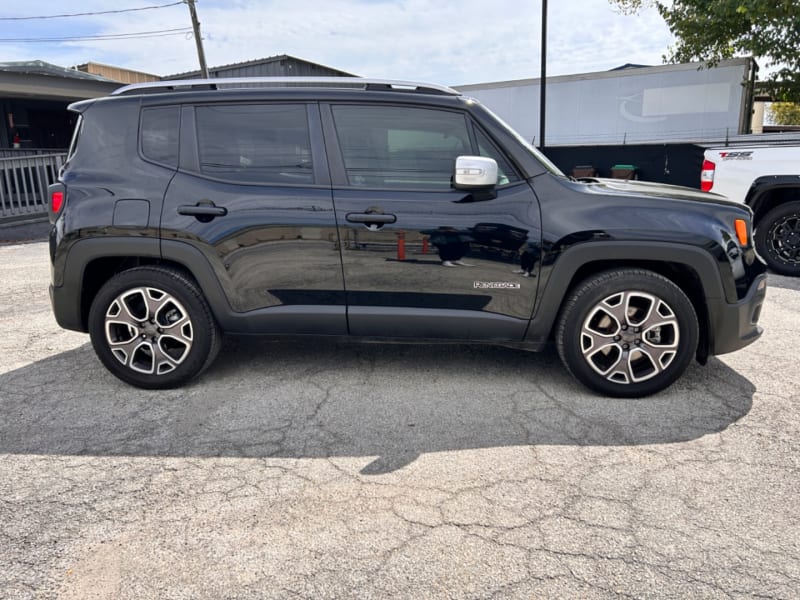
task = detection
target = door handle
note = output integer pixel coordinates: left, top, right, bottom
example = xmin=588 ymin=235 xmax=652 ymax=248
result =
xmin=345 ymin=212 xmax=396 ymax=224
xmin=178 ymin=202 xmax=227 ymax=221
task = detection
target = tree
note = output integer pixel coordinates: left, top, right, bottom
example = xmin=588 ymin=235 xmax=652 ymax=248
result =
xmin=768 ymin=103 xmax=800 ymax=125
xmin=609 ymin=0 xmax=800 ymax=102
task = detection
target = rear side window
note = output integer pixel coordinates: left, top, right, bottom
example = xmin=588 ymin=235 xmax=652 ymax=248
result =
xmin=194 ymin=104 xmax=313 ymax=184
xmin=331 ymin=105 xmax=471 ymax=189
xmin=141 ymin=106 xmax=179 ymax=166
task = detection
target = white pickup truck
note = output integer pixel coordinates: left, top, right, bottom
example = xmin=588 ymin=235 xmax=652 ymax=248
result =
xmin=701 ymin=143 xmax=800 ymax=276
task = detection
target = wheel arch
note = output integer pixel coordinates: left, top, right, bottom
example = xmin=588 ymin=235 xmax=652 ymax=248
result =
xmin=80 ymin=255 xmax=203 ymax=332
xmin=56 ymin=237 xmax=231 ymax=332
xmin=526 ymin=242 xmax=724 ymax=364
xmin=745 ymin=176 xmax=800 ymax=225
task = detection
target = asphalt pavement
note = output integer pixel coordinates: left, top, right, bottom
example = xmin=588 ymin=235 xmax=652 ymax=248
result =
xmin=1 ymin=241 xmax=798 ymax=599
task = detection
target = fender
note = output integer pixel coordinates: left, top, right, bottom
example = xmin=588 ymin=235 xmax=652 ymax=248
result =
xmin=524 ymin=240 xmax=726 ymax=343
xmin=745 ymin=175 xmax=800 ymax=220
xmin=52 ymin=236 xmax=160 ymax=332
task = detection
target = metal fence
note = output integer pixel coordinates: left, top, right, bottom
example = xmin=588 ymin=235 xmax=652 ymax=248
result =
xmin=0 ymin=153 xmax=67 ymax=218
xmin=0 ymin=148 xmax=67 ymax=159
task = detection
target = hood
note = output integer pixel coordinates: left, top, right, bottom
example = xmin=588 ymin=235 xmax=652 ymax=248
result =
xmin=576 ymin=177 xmax=739 ymax=207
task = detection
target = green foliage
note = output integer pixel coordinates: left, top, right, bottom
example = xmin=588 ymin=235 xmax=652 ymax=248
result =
xmin=768 ymin=102 xmax=800 ymax=125
xmin=608 ymin=0 xmax=800 ymax=102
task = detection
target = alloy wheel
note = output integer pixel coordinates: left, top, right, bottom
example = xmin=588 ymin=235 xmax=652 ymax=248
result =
xmin=580 ymin=290 xmax=679 ymax=385
xmin=104 ymin=286 xmax=194 ymax=375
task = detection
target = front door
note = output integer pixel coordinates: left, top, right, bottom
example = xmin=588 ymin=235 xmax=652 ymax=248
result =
xmin=322 ymin=103 xmax=542 ymax=340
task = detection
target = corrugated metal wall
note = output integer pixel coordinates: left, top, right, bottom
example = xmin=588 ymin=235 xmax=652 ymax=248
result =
xmin=166 ymin=56 xmax=355 ymax=80
xmin=212 ymin=57 xmax=350 ymax=78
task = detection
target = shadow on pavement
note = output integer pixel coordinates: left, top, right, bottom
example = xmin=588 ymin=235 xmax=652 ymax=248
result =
xmin=0 ymin=337 xmax=754 ymax=473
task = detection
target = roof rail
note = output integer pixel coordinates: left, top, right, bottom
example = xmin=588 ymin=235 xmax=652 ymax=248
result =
xmin=112 ymin=76 xmax=460 ymax=96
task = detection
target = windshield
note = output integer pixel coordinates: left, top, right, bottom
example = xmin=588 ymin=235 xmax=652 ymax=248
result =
xmin=471 ymin=100 xmax=566 ymax=178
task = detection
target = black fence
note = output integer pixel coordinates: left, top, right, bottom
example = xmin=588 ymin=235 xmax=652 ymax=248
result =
xmin=545 ymin=143 xmax=705 ymax=189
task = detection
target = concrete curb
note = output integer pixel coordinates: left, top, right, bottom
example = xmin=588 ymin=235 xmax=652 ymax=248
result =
xmin=0 ymin=215 xmax=50 ymax=244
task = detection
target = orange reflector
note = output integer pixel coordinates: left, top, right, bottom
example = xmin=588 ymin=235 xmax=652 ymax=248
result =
xmin=735 ymin=219 xmax=748 ymax=245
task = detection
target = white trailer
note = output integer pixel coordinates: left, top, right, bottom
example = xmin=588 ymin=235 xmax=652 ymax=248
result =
xmin=456 ymin=58 xmax=755 ymax=147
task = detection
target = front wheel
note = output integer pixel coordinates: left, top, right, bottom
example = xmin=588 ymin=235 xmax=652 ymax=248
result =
xmin=556 ymin=269 xmax=699 ymax=398
xmin=88 ymin=266 xmax=222 ymax=389
xmin=754 ymin=201 xmax=800 ymax=276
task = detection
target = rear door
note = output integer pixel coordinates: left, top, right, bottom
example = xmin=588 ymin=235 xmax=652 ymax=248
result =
xmin=321 ymin=101 xmax=542 ymax=340
xmin=160 ymin=101 xmax=346 ymax=333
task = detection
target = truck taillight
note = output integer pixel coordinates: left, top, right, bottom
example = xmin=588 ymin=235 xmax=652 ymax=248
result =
xmin=700 ymin=159 xmax=715 ymax=192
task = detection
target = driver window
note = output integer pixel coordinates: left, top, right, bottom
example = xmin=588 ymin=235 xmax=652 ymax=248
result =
xmin=332 ymin=105 xmax=472 ymax=190
xmin=474 ymin=127 xmax=520 ymax=185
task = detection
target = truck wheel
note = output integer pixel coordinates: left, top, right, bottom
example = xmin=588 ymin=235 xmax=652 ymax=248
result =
xmin=556 ymin=269 xmax=698 ymax=398
xmin=88 ymin=266 xmax=222 ymax=389
xmin=755 ymin=201 xmax=800 ymax=276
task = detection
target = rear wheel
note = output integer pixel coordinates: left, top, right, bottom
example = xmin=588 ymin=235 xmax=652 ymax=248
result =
xmin=755 ymin=201 xmax=800 ymax=276
xmin=88 ymin=266 xmax=222 ymax=389
xmin=556 ymin=269 xmax=699 ymax=398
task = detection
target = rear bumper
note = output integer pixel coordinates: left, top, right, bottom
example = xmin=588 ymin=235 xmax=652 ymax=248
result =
xmin=708 ymin=273 xmax=767 ymax=356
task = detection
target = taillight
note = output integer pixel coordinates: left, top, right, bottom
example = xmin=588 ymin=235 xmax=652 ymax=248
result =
xmin=700 ymin=159 xmax=715 ymax=192
xmin=47 ymin=182 xmax=65 ymax=224
xmin=51 ymin=191 xmax=64 ymax=213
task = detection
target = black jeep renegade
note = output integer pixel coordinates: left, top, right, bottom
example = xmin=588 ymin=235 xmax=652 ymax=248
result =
xmin=48 ymin=77 xmax=767 ymax=397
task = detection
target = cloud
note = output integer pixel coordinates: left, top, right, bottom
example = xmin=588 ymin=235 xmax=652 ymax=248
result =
xmin=3 ymin=0 xmax=674 ymax=84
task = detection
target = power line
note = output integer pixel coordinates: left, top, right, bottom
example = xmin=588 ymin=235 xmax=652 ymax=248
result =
xmin=0 ymin=28 xmax=194 ymax=43
xmin=0 ymin=1 xmax=186 ymax=20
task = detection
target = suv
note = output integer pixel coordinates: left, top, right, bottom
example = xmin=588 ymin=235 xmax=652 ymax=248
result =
xmin=48 ymin=77 xmax=767 ymax=397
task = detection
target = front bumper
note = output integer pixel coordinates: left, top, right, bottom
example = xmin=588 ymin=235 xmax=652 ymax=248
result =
xmin=708 ymin=273 xmax=767 ymax=356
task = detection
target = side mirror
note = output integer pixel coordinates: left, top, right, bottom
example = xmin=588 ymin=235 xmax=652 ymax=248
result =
xmin=454 ymin=156 xmax=498 ymax=189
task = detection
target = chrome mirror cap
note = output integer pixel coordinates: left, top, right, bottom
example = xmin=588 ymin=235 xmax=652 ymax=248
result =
xmin=454 ymin=156 xmax=498 ymax=189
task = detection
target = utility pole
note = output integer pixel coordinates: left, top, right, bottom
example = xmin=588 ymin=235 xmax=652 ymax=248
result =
xmin=539 ymin=0 xmax=547 ymax=150
xmin=185 ymin=0 xmax=209 ymax=78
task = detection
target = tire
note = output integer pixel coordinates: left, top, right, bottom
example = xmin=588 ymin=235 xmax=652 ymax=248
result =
xmin=556 ymin=269 xmax=699 ymax=398
xmin=88 ymin=266 xmax=222 ymax=389
xmin=754 ymin=201 xmax=800 ymax=276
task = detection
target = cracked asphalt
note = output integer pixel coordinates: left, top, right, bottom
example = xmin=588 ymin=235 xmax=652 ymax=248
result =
xmin=1 ymin=241 xmax=798 ymax=599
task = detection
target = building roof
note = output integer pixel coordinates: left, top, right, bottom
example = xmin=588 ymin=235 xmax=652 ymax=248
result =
xmin=0 ymin=60 xmax=116 ymax=83
xmin=166 ymin=53 xmax=355 ymax=79
xmin=74 ymin=61 xmax=160 ymax=82
xmin=609 ymin=63 xmax=652 ymax=71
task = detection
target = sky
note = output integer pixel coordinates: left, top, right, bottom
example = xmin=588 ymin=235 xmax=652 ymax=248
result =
xmin=0 ymin=0 xmax=676 ymax=86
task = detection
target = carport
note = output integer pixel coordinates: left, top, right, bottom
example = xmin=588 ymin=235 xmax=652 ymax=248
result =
xmin=0 ymin=60 xmax=119 ymax=151
xmin=0 ymin=61 xmax=119 ymax=219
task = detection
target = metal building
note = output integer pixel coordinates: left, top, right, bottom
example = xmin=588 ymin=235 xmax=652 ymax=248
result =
xmin=164 ymin=54 xmax=355 ymax=80
xmin=75 ymin=62 xmax=161 ymax=85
